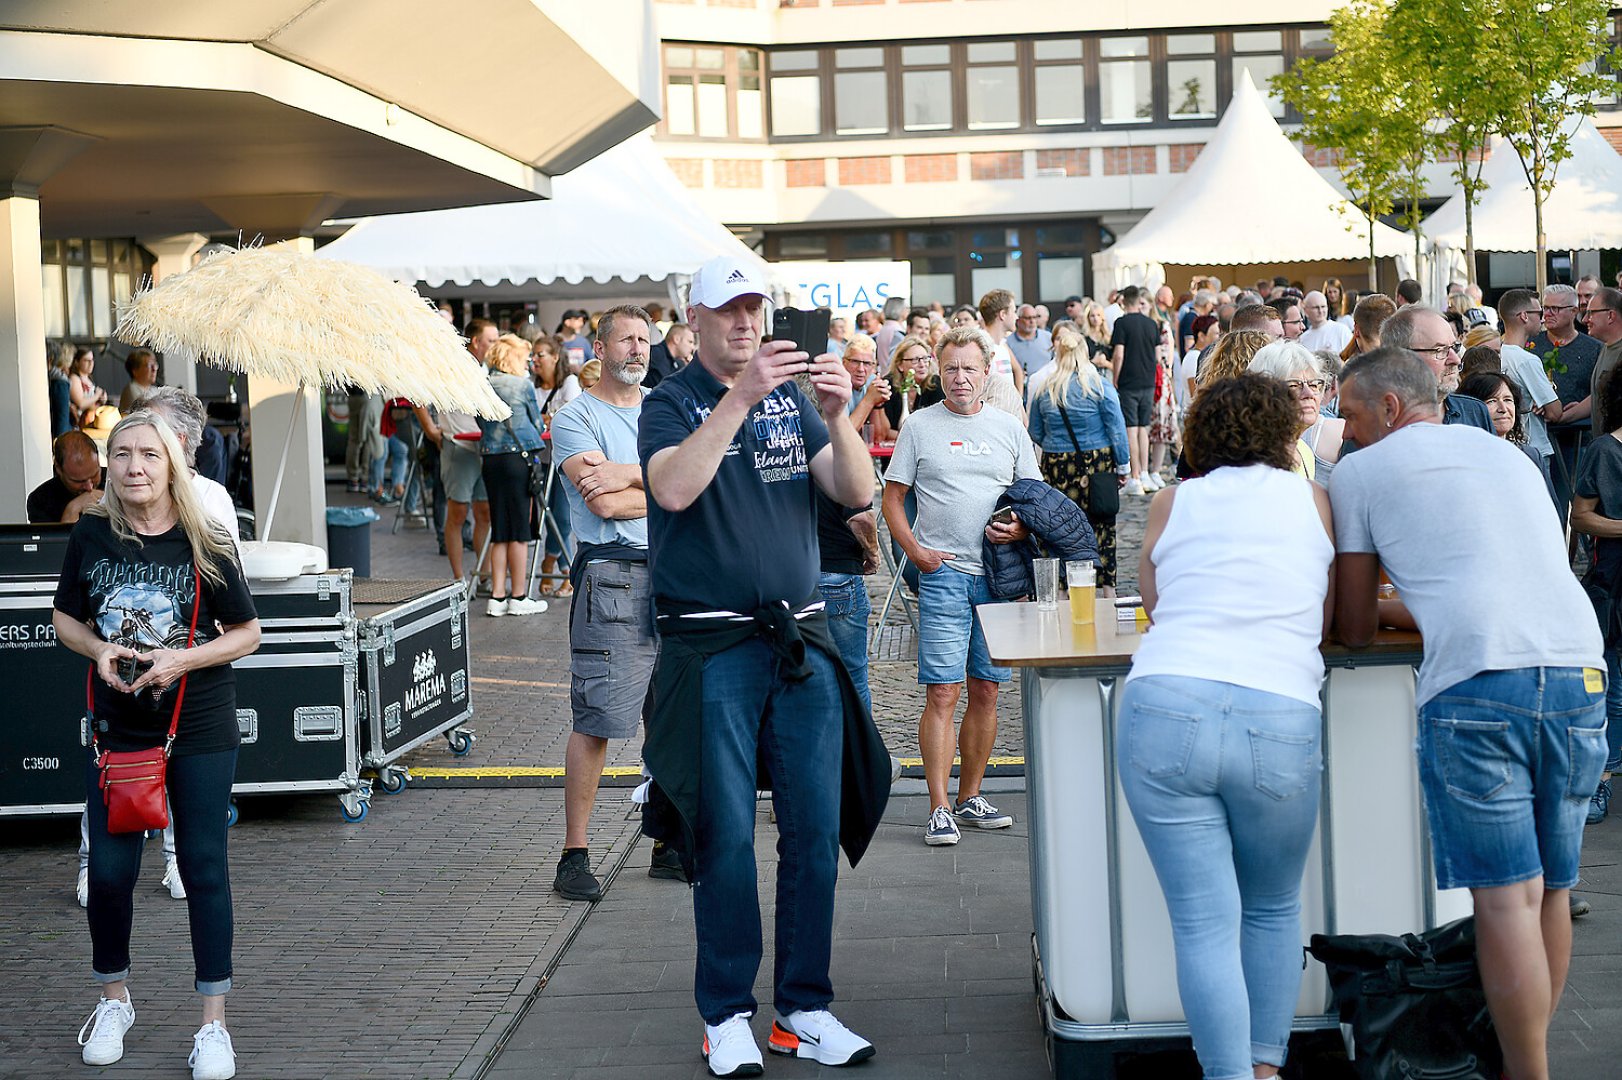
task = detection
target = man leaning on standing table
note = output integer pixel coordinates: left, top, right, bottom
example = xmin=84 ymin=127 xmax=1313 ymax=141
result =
xmin=637 ymin=255 xmax=889 ymax=1078
xmin=1331 ymin=346 xmax=1606 ymax=1080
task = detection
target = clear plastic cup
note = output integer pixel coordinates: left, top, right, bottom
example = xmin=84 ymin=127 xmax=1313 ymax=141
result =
xmin=1033 ymin=558 xmax=1060 ymax=611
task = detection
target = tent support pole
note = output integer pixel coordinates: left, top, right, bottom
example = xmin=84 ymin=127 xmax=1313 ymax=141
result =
xmin=259 ymin=379 xmax=305 ymax=541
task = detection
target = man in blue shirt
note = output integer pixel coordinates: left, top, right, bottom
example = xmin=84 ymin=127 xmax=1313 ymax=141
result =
xmin=1008 ymin=303 xmax=1053 ymax=383
xmin=548 ymin=304 xmax=679 ymax=901
xmin=639 ymin=256 xmax=881 ymax=1077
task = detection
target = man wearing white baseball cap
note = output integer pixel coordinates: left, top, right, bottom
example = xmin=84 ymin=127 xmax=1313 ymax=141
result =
xmin=638 ymin=255 xmax=890 ymax=1076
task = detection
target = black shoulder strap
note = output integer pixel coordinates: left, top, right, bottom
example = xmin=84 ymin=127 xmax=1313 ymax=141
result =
xmin=1055 ymin=394 xmax=1083 ymax=454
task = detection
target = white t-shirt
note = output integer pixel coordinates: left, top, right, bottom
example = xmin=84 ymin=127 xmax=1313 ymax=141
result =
xmin=1329 ymin=422 xmax=1600 ymax=705
xmin=885 ymin=402 xmax=1040 ymax=575
xmin=1299 ymin=319 xmax=1352 ymax=354
xmin=1499 ymin=343 xmax=1559 ymax=458
xmin=1128 ymin=465 xmax=1332 ymax=706
xmin=989 ymin=340 xmax=1014 ymax=379
xmin=193 ymin=474 xmax=240 ymax=546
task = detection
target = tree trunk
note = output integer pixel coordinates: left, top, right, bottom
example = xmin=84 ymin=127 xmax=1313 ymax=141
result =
xmin=1367 ymin=199 xmax=1377 ymax=292
xmin=1534 ymin=187 xmax=1548 ymax=295
xmin=1464 ymin=193 xmax=1477 ymax=288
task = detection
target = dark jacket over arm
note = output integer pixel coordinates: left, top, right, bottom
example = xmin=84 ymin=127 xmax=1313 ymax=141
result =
xmin=983 ymin=477 xmax=1100 ymax=600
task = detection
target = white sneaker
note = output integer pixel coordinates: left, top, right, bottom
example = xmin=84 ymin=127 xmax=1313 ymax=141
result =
xmin=77 ymin=866 xmax=88 ymax=908
xmin=162 ymin=860 xmax=187 ymax=900
xmin=1140 ymin=472 xmax=1164 ymax=492
xmin=701 ymin=1012 xmax=762 ymax=1078
xmin=769 ymin=1008 xmax=876 ymax=1066
xmin=78 ymin=993 xmax=135 ymax=1066
xmin=1122 ymin=478 xmax=1145 ymax=497
xmin=485 ymin=597 xmax=509 ymax=617
xmin=189 ymin=1020 xmax=236 ymax=1080
xmin=503 ymin=595 xmax=549 ymax=616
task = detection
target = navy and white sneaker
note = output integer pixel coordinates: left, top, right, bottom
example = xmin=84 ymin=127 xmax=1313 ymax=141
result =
xmin=769 ymin=1008 xmax=875 ymax=1066
xmin=702 ymin=1012 xmax=762 ymax=1078
xmin=953 ymin=795 xmax=1013 ymax=830
xmin=924 ymin=805 xmax=960 ymax=846
xmin=1587 ymin=779 xmax=1611 ymax=825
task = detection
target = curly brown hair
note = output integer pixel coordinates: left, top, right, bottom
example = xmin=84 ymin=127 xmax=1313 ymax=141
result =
xmin=1182 ymin=372 xmax=1301 ymax=475
xmin=1195 ymin=330 xmax=1275 ymax=392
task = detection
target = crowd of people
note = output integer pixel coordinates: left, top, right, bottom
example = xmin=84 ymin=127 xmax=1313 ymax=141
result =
xmin=36 ymin=253 xmax=1622 ymax=1080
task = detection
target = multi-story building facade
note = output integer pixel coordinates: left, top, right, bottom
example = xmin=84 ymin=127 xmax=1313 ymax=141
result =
xmin=653 ymin=0 xmax=1622 ymax=305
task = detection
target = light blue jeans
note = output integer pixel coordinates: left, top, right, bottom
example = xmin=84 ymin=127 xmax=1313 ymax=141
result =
xmin=1117 ymin=675 xmax=1323 ymax=1080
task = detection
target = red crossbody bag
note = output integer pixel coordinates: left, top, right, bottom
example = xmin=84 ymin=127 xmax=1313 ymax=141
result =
xmin=87 ymin=568 xmax=202 ymax=834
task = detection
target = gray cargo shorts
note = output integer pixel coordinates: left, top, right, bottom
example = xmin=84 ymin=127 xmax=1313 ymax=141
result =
xmin=569 ymin=560 xmax=659 ymax=739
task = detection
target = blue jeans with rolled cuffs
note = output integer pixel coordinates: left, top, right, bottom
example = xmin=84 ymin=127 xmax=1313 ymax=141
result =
xmin=692 ymin=638 xmax=843 ymax=1025
xmin=818 ymin=572 xmax=871 ymax=714
xmin=84 ymin=747 xmax=237 ymax=994
xmin=1117 ymin=675 xmax=1323 ymax=1080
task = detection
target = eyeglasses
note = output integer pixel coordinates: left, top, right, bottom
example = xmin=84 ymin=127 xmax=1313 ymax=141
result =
xmin=1414 ymin=341 xmax=1464 ymax=363
xmin=845 ymin=358 xmax=877 ymax=368
xmin=1285 ymin=379 xmax=1328 ymax=397
xmin=1541 ymin=304 xmax=1576 ymax=313
xmin=1585 ymin=307 xmax=1615 ymax=320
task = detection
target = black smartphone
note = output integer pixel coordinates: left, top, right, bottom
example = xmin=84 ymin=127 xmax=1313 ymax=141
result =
xmin=771 ymin=307 xmax=832 ymax=356
xmin=990 ymin=507 xmax=1016 ymax=525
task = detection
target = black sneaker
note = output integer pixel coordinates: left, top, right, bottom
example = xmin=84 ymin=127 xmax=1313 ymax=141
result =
xmin=649 ymin=841 xmax=688 ymax=882
xmin=554 ymin=851 xmax=603 ymax=901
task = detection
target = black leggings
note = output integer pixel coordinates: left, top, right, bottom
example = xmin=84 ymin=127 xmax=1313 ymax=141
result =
xmin=84 ymin=746 xmax=237 ymax=993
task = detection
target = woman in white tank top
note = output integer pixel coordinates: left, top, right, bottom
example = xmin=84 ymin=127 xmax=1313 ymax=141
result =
xmin=1117 ymin=372 xmax=1337 ymax=1080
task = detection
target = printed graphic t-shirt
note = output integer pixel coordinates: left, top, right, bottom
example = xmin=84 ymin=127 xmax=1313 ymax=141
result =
xmin=55 ymin=515 xmax=257 ymax=755
xmin=639 ymin=359 xmax=833 ymax=612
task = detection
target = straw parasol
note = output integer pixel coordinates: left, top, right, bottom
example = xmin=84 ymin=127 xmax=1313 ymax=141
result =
xmin=114 ymin=244 xmax=511 ymax=537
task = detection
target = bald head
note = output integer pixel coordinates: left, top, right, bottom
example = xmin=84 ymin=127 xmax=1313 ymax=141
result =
xmin=52 ymin=430 xmax=100 ymax=493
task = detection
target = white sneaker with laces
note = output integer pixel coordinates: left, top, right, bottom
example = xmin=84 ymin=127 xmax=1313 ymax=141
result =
xmin=78 ymin=993 xmax=135 ymax=1066
xmin=485 ymin=597 xmax=510 ymax=617
xmin=769 ymin=1008 xmax=876 ymax=1066
xmin=1122 ymin=478 xmax=1145 ymax=497
xmin=953 ymin=794 xmax=1014 ymax=829
xmin=77 ymin=866 xmax=89 ymax=908
xmin=504 ymin=595 xmax=549 ymax=616
xmin=1140 ymin=472 xmax=1164 ymax=492
xmin=162 ymin=860 xmax=187 ymax=900
xmin=189 ymin=1020 xmax=236 ymax=1080
xmin=701 ymin=1012 xmax=762 ymax=1078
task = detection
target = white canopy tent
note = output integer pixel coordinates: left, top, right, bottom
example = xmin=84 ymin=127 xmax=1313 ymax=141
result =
xmin=1423 ymin=116 xmax=1622 ymax=291
xmin=316 ymin=134 xmax=765 ymax=307
xmin=1092 ymin=71 xmax=1417 ymax=293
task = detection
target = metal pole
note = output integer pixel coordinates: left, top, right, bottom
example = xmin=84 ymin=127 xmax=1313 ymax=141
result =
xmin=258 ymin=379 xmax=304 ymax=541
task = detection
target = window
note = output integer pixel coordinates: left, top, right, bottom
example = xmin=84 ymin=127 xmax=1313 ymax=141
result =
xmin=769 ymin=50 xmax=821 ymax=137
xmin=1166 ymin=34 xmax=1216 ymax=120
xmin=844 ymin=232 xmax=894 ymax=259
xmin=969 ymin=227 xmax=1022 ymax=297
xmin=1033 ymin=38 xmax=1085 ymax=126
xmin=664 ymin=44 xmax=764 ymax=139
xmin=966 ymin=41 xmax=1019 ymax=130
xmin=902 ymin=45 xmax=953 ymax=131
xmin=1100 ymin=36 xmax=1152 ymax=124
xmin=906 ymin=230 xmax=957 ymax=306
xmin=778 ymin=234 xmax=829 ymax=259
xmin=1035 ymin=225 xmax=1087 ymax=301
xmin=40 ymin=237 xmax=145 ymax=342
xmin=834 ymin=47 xmax=888 ymax=135
xmin=1232 ymin=30 xmax=1285 ymax=118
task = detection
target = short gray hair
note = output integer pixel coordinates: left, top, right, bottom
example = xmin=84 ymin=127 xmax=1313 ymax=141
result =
xmin=1543 ymin=283 xmax=1578 ymax=304
xmin=934 ymin=325 xmax=994 ymax=368
xmin=1248 ymin=339 xmax=1321 ymax=381
xmin=1340 ymin=347 xmax=1439 ymax=412
xmin=1193 ymin=289 xmax=1216 ymax=309
xmin=1380 ymin=305 xmax=1445 ymax=353
xmin=882 ymin=296 xmax=907 ymax=322
xmin=141 ymin=385 xmax=206 ymax=468
xmin=594 ymin=304 xmax=651 ymax=346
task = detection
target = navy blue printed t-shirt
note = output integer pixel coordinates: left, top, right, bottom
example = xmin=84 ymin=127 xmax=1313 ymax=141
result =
xmin=639 ymin=358 xmax=832 ymax=612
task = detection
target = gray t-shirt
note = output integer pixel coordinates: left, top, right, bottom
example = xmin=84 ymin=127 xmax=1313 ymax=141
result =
xmin=548 ymin=389 xmax=648 ymax=549
xmin=885 ymin=401 xmax=1040 ymax=576
xmin=1329 ymin=422 xmax=1601 ymax=705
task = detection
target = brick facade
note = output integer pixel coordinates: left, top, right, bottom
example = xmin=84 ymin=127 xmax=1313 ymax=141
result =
xmin=664 ymin=158 xmax=704 ymax=187
xmin=969 ymin=151 xmax=1023 ymax=181
xmin=837 ymin=156 xmax=892 ymax=185
xmin=1102 ymin=147 xmax=1156 ymax=176
xmin=785 ymin=158 xmax=826 ymax=187
xmin=903 ymin=153 xmax=958 ymax=183
xmin=711 ymin=159 xmax=763 ymax=188
xmin=1168 ymin=144 xmax=1203 ymax=174
xmin=1034 ymin=148 xmax=1089 ymax=177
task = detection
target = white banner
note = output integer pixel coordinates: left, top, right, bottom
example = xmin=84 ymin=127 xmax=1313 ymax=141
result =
xmin=768 ymin=261 xmax=913 ymax=322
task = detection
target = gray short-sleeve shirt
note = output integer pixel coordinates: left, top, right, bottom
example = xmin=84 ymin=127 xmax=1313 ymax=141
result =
xmin=549 ymin=389 xmax=648 ymax=549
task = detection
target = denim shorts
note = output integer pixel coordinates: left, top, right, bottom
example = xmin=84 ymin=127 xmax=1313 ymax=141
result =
xmin=440 ymin=442 xmax=487 ymax=503
xmin=917 ymin=564 xmax=1010 ymax=685
xmin=1416 ymin=666 xmax=1607 ymax=890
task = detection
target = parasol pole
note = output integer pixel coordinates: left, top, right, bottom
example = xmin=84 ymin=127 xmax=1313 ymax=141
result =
xmin=258 ymin=380 xmax=306 ymax=541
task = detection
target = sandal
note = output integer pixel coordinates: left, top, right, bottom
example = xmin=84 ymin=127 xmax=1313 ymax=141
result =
xmin=553 ymin=583 xmax=574 ymax=599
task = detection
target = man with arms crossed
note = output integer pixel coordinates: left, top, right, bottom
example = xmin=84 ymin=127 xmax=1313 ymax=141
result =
xmin=639 ymin=257 xmax=885 ymax=1077
xmin=1332 ymin=348 xmax=1606 ymax=1080
xmin=883 ymin=326 xmax=1040 ymax=846
xmin=548 ymin=305 xmax=681 ymax=900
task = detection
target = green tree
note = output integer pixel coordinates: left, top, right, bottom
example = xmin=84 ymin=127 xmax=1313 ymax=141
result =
xmin=1276 ymin=0 xmax=1417 ymax=289
xmin=1389 ymin=0 xmax=1500 ymax=287
xmin=1488 ymin=0 xmax=1615 ymax=292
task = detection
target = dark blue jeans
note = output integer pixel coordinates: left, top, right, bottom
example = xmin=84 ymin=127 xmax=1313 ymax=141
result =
xmin=818 ymin=573 xmax=871 ymax=714
xmin=85 ymin=747 xmax=237 ymax=994
xmin=693 ymin=638 xmax=842 ymax=1024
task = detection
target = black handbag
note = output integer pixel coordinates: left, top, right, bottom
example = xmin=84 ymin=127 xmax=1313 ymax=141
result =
xmin=1307 ymin=917 xmax=1502 ymax=1080
xmin=503 ymin=417 xmax=548 ymax=497
xmin=1056 ymin=405 xmax=1120 ymax=518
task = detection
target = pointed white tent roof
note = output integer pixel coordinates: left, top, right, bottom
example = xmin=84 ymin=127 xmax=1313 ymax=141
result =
xmin=1423 ymin=116 xmax=1622 ymax=253
xmin=316 ymin=134 xmax=764 ymax=300
xmin=1093 ymin=71 xmax=1413 ymax=289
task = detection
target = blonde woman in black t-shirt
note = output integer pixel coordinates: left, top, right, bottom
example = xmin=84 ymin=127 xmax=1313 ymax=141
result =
xmin=54 ymin=411 xmax=260 ymax=1080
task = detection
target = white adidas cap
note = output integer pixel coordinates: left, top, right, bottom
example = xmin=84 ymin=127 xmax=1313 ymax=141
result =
xmin=688 ymin=255 xmax=769 ymax=310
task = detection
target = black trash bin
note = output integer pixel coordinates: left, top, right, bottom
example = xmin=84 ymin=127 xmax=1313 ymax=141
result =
xmin=326 ymin=506 xmax=379 ymax=577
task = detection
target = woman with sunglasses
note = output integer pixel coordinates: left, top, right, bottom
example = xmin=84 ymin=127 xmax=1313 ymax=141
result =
xmin=1248 ymin=340 xmax=1345 ymax=481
